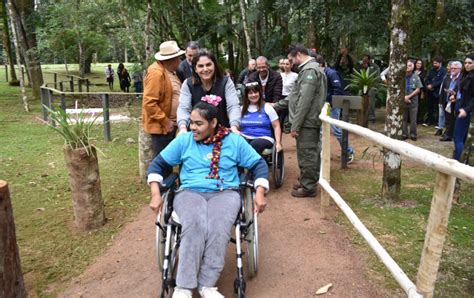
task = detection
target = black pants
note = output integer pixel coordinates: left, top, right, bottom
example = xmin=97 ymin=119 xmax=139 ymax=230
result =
xmin=151 ymin=129 xmax=176 ymax=176
xmin=426 ymin=92 xmax=438 ymax=125
xmin=245 ymin=138 xmax=273 ymax=154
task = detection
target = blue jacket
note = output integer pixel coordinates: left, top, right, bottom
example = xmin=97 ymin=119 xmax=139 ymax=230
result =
xmin=324 ymin=67 xmax=345 ymax=105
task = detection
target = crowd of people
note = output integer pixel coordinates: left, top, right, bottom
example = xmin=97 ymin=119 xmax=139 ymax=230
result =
xmin=140 ymin=39 xmax=473 ymax=297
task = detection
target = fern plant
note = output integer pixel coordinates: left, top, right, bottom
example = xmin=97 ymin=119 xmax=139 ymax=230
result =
xmin=345 ymin=69 xmax=382 ymax=95
xmin=43 ymin=105 xmax=102 ymax=155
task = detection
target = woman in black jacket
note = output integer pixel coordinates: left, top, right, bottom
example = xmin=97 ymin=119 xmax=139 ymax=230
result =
xmin=453 ymin=53 xmax=474 ymax=161
xmin=415 ymin=59 xmax=427 ymax=123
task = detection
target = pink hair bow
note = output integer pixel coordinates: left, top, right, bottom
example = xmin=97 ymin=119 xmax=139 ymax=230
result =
xmin=201 ymin=95 xmax=222 ymax=107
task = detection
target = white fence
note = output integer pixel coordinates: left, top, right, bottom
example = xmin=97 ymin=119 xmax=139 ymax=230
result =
xmin=318 ymin=103 xmax=474 ymax=298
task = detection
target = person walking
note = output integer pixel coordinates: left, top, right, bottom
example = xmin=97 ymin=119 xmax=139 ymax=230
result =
xmin=105 ymin=64 xmax=114 ymax=90
xmin=142 ymin=40 xmax=184 ymax=161
xmin=177 ymin=49 xmax=241 ymax=135
xmin=274 ymin=44 xmax=326 ymax=198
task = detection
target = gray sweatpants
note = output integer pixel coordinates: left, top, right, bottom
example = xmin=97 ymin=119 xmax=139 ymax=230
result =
xmin=173 ymin=189 xmax=241 ymax=289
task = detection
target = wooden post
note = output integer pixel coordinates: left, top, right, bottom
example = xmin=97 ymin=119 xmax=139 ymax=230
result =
xmin=78 ymin=79 xmax=83 ymax=100
xmin=41 ymin=87 xmax=48 ymax=121
xmin=59 ymin=81 xmax=64 ymax=92
xmin=69 ymin=77 xmax=74 ymax=92
xmin=341 ymin=100 xmax=350 ymax=169
xmin=48 ymin=90 xmax=56 ymax=127
xmin=416 ymin=172 xmax=456 ymax=297
xmin=60 ymin=92 xmax=66 ymax=111
xmin=5 ymin=65 xmax=8 ymax=82
xmin=86 ymin=79 xmax=90 ymax=100
xmin=102 ymin=94 xmax=111 ymax=142
xmin=0 ymin=180 xmax=27 ymax=298
xmin=320 ymin=105 xmax=331 ymax=219
xmin=54 ymin=73 xmax=58 ymax=89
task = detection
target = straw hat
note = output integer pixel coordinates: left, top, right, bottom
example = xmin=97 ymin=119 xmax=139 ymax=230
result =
xmin=154 ymin=41 xmax=185 ymax=61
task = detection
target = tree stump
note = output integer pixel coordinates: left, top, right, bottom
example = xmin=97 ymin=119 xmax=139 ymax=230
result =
xmin=138 ymin=122 xmax=153 ymax=183
xmin=64 ymin=146 xmax=105 ymax=230
xmin=0 ymin=180 xmax=26 ymax=297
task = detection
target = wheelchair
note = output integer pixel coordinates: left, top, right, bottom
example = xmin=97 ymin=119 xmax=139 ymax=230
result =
xmin=261 ymin=143 xmax=285 ymax=189
xmin=155 ymin=172 xmax=259 ymax=298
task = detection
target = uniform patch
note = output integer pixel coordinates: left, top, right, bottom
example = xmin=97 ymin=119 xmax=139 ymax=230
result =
xmin=306 ymin=74 xmax=314 ymax=80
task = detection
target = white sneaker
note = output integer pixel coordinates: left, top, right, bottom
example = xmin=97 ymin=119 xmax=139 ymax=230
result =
xmin=173 ymin=287 xmax=192 ymax=298
xmin=199 ymin=286 xmax=224 ymax=298
xmin=347 ymin=152 xmax=354 ymax=164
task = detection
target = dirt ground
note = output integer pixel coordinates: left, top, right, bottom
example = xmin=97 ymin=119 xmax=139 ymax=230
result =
xmin=60 ymin=132 xmax=396 ymax=298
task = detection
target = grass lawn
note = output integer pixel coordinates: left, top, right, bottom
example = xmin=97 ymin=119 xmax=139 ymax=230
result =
xmin=0 ymin=64 xmax=148 ymax=296
xmin=331 ymin=126 xmax=473 ymax=296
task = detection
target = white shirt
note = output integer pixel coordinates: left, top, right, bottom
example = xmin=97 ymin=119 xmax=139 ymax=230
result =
xmin=281 ymin=72 xmax=298 ymax=96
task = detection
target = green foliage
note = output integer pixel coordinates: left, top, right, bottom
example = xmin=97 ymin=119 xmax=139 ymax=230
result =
xmin=0 ymin=74 xmax=148 ymax=296
xmin=345 ymin=69 xmax=382 ymax=95
xmin=43 ymin=105 xmax=102 ymax=155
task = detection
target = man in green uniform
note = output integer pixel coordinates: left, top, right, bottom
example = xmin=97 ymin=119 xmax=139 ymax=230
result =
xmin=275 ymin=44 xmax=327 ymax=197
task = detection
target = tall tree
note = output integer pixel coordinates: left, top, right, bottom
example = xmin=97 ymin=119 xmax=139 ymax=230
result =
xmin=6 ymin=0 xmax=29 ymax=111
xmin=7 ymin=0 xmax=43 ymax=101
xmin=1 ymin=0 xmax=18 ymax=85
xmin=382 ymin=0 xmax=409 ymax=201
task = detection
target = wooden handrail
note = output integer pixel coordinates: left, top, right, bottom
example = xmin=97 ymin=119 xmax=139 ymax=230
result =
xmin=318 ymin=104 xmax=474 ymax=183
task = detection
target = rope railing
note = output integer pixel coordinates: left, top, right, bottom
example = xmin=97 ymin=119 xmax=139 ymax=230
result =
xmin=318 ymin=103 xmax=471 ymax=297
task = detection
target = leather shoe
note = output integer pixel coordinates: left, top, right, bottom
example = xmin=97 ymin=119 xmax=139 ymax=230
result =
xmin=435 ymin=129 xmax=443 ymax=136
xmin=410 ymin=136 xmax=417 ymax=141
xmin=440 ymin=136 xmax=452 ymax=141
xmin=292 ymin=181 xmax=301 ymax=190
xmin=291 ymin=188 xmax=316 ymax=198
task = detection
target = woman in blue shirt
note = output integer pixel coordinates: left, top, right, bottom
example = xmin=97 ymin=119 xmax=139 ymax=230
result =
xmin=240 ymin=82 xmax=282 ymax=154
xmin=147 ymin=101 xmax=268 ymax=298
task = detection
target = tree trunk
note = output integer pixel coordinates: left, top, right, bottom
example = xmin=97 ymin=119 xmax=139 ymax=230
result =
xmin=64 ymin=146 xmax=105 ymax=231
xmin=138 ymin=122 xmax=154 ymax=183
xmin=6 ymin=2 xmax=28 ymax=112
xmin=0 ymin=180 xmax=26 ymax=298
xmin=382 ymin=0 xmax=409 ymax=201
xmin=144 ymin=0 xmax=154 ymax=65
xmin=7 ymin=0 xmax=43 ymax=101
xmin=78 ymin=41 xmax=85 ymax=77
xmin=432 ymin=0 xmax=445 ymax=56
xmin=357 ymin=94 xmax=370 ymax=127
xmin=118 ymin=0 xmax=143 ymax=64
xmin=1 ymin=1 xmax=18 ymax=85
xmin=239 ymin=0 xmax=251 ymax=60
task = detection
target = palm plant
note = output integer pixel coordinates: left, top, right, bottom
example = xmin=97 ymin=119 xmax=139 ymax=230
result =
xmin=43 ymin=105 xmax=102 ymax=155
xmin=345 ymin=69 xmax=383 ymax=127
xmin=345 ymin=69 xmax=382 ymax=95
xmin=44 ymin=105 xmax=105 ymax=231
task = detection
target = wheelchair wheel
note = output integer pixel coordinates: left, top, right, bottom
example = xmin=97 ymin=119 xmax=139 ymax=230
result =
xmin=244 ymin=187 xmax=258 ymax=278
xmin=155 ymin=190 xmax=172 ymax=271
xmin=272 ymin=148 xmax=284 ymax=189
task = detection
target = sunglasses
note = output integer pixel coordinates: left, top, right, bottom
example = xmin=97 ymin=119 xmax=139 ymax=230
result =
xmin=245 ymin=82 xmax=259 ymax=88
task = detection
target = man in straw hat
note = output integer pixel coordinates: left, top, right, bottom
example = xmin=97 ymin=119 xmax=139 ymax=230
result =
xmin=142 ymin=40 xmax=185 ymax=161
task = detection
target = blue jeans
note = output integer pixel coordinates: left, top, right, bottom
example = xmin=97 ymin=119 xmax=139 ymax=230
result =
xmin=453 ymin=112 xmax=471 ymax=161
xmin=330 ymin=107 xmax=354 ymax=154
xmin=437 ymin=104 xmax=445 ymax=129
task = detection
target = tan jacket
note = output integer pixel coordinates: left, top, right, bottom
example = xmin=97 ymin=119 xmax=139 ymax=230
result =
xmin=142 ymin=61 xmax=173 ymax=134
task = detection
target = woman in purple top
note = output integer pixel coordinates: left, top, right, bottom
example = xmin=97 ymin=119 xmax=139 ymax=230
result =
xmin=240 ymin=82 xmax=282 ymax=154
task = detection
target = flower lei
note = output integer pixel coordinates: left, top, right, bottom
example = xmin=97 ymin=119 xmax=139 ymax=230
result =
xmin=202 ymin=125 xmax=229 ymax=189
xmin=201 ymin=94 xmax=222 ymax=107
